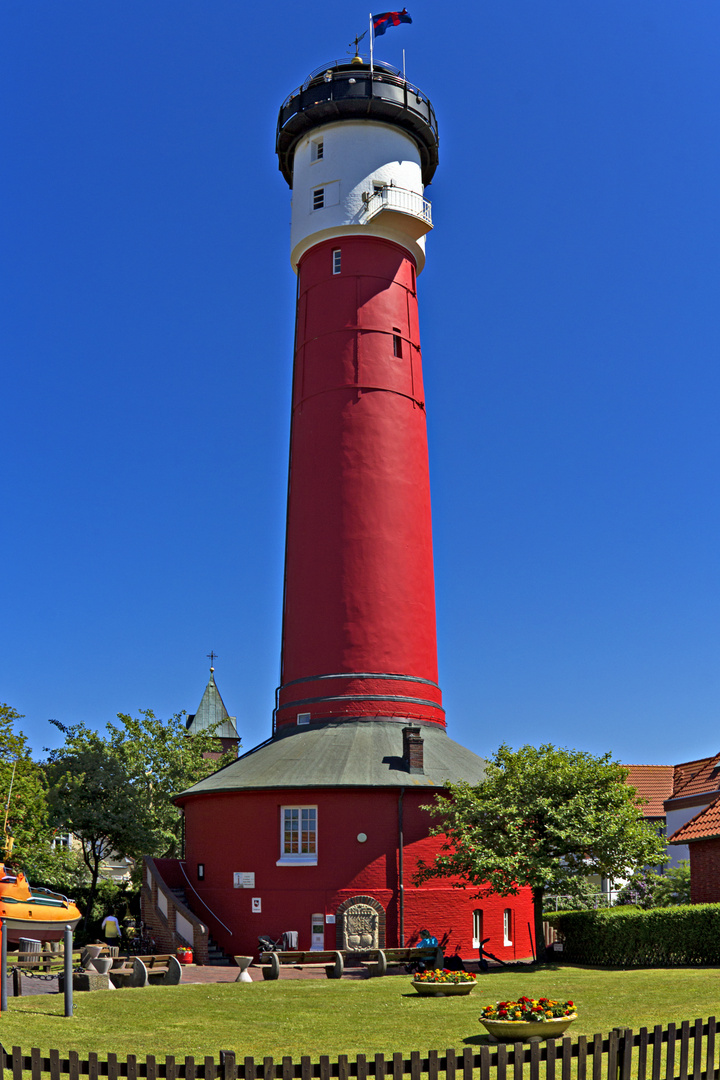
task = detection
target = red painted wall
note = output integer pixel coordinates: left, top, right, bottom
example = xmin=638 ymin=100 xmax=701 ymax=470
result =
xmin=179 ymin=786 xmax=534 ymax=962
xmin=277 ymin=236 xmax=443 ymax=729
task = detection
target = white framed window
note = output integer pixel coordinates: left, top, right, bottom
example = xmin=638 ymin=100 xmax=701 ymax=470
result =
xmin=52 ymin=831 xmax=72 ymax=850
xmin=311 ymin=138 xmax=324 ymax=162
xmin=278 ymin=806 xmax=317 ymax=866
xmin=503 ymin=908 xmax=513 ymax=945
xmin=472 ymin=909 xmax=483 ymax=949
xmin=313 ymin=187 xmax=325 ymax=210
xmin=297 ymin=712 xmax=310 ymax=725
xmin=332 ymin=249 xmax=341 ymax=275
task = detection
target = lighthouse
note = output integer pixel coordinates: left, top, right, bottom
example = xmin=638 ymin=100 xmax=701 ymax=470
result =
xmin=161 ymin=54 xmax=534 ymax=965
xmin=275 ymin=57 xmax=443 ymax=731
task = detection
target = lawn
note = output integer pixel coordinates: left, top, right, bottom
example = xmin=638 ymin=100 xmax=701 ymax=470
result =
xmin=3 ymin=966 xmax=720 ymax=1062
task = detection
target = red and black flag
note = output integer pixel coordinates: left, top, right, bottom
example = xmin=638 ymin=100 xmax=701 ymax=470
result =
xmin=372 ymin=9 xmax=412 ymax=37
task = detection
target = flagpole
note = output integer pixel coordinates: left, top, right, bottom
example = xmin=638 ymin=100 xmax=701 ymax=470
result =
xmin=402 ymin=48 xmax=406 ymax=81
xmin=369 ymin=12 xmax=374 ymax=74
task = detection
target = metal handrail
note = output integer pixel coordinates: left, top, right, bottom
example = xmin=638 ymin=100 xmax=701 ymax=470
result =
xmin=280 ymin=64 xmax=436 ymax=134
xmin=179 ymin=861 xmax=233 ymax=936
xmin=363 ymin=185 xmax=432 ymax=227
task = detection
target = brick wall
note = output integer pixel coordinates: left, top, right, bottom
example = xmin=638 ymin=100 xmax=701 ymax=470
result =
xmin=689 ymin=840 xmax=720 ymax=903
xmin=141 ymin=858 xmax=210 ymax=963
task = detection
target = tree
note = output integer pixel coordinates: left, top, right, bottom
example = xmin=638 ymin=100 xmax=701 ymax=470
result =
xmin=45 ymin=710 xmax=236 ymax=920
xmin=416 ymin=743 xmax=668 ymax=961
xmin=106 ymin=709 xmax=236 ymax=858
xmin=0 ymin=704 xmax=50 ymax=862
xmin=616 ymin=859 xmax=691 ymax=909
xmin=45 ymin=724 xmax=152 ymax=921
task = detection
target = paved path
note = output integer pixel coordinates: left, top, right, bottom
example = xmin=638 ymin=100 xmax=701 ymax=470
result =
xmin=5 ymin=959 xmax=488 ymax=994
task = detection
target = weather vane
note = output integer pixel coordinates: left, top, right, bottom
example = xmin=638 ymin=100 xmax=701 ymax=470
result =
xmin=348 ymin=30 xmax=367 ymax=58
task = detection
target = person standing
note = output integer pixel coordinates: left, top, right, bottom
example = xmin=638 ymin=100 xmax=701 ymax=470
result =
xmin=101 ymin=912 xmax=120 ymax=946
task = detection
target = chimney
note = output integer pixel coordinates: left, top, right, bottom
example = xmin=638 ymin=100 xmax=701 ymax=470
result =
xmin=402 ymin=726 xmax=424 ymax=775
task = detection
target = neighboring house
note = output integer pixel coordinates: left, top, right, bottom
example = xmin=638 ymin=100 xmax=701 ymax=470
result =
xmin=624 ymin=763 xmax=675 ymax=868
xmin=186 ymin=666 xmax=239 ymax=759
xmin=51 ymin=830 xmax=134 ymax=882
xmin=617 ymin=754 xmax=720 ymax=904
xmin=664 ymin=753 xmax=720 ymax=902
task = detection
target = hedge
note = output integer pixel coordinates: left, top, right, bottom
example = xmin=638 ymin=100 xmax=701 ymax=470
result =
xmin=545 ymin=903 xmax=720 ymax=966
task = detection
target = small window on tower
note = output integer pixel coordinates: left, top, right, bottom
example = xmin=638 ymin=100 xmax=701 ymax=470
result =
xmin=392 ymin=328 xmax=403 ymax=358
xmin=313 ymin=188 xmax=325 ymax=210
xmin=332 ymin=249 xmax=342 ymax=275
xmin=311 ymin=139 xmax=324 ymax=162
xmin=503 ymin=908 xmax=513 ymax=945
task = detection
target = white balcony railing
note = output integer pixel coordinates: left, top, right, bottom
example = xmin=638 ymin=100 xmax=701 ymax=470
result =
xmin=363 ymin=186 xmax=432 ymax=229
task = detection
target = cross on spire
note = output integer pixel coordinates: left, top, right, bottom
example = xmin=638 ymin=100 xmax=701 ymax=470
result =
xmin=207 ymin=650 xmax=218 ymax=670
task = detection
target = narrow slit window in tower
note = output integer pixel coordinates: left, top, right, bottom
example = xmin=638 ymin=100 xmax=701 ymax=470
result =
xmin=333 ymin=249 xmax=342 ymax=275
xmin=311 ymin=138 xmax=324 ymax=161
xmin=393 ymin=328 xmax=403 ymax=358
xmin=503 ymin=908 xmax=513 ymax=945
xmin=313 ymin=187 xmax=325 ymax=210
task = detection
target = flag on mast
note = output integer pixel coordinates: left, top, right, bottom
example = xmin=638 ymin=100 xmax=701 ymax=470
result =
xmin=372 ymin=9 xmax=412 ymax=37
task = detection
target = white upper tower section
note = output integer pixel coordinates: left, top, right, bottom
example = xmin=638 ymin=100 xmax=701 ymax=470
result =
xmin=276 ymin=58 xmax=439 ymax=273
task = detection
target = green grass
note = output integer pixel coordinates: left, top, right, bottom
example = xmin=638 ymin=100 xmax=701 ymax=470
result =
xmin=3 ymin=966 xmax=720 ymax=1062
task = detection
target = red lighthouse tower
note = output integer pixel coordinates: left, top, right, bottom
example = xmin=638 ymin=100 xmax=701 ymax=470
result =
xmin=165 ymin=55 xmax=534 ymax=967
xmin=274 ymin=57 xmax=443 ymax=732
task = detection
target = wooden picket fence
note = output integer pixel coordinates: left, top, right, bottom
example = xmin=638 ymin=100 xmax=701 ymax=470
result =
xmin=1 ymin=1017 xmax=718 ymax=1080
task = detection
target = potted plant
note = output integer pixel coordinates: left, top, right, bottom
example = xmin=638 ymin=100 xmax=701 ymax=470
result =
xmin=479 ymin=997 xmax=577 ymax=1040
xmin=411 ymin=968 xmax=477 ymax=996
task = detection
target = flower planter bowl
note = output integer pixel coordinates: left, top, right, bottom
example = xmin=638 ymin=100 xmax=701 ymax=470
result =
xmin=412 ymin=979 xmax=476 ymax=997
xmin=480 ymin=1015 xmax=577 ymax=1042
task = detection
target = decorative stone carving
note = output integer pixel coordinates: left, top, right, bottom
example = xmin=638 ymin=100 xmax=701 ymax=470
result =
xmin=342 ymin=903 xmax=379 ymax=951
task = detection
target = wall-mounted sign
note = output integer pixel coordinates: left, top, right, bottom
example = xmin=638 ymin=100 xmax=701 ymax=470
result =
xmin=252 ymin=897 xmax=262 ymax=913
xmin=233 ymin=872 xmax=255 ymax=889
xmin=325 ymin=914 xmax=336 ymax=924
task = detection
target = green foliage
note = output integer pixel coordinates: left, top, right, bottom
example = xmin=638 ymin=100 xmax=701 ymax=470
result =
xmin=0 ymin=704 xmax=50 ymax=862
xmin=656 ymin=861 xmax=692 ymax=906
xmin=46 ymin=723 xmax=152 ymax=903
xmin=546 ymin=903 xmax=720 ymax=965
xmin=45 ymin=710 xmax=236 ymax=920
xmin=616 ymin=860 xmax=692 ymax=909
xmin=106 ymin=709 xmax=236 ymax=858
xmin=543 ymin=876 xmax=606 ymax=912
xmin=21 ymin=842 xmax=90 ymax=896
xmin=417 ymin=743 xmax=668 ymax=959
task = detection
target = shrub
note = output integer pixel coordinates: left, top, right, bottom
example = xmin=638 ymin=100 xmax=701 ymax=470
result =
xmin=615 ymin=861 xmax=692 ymax=909
xmin=545 ymin=904 xmax=720 ymax=966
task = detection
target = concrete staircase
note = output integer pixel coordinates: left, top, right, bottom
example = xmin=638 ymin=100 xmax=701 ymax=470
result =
xmin=169 ymin=887 xmax=232 ymax=966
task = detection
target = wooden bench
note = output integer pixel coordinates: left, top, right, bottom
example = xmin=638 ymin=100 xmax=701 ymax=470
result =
xmin=109 ymin=953 xmax=182 ymax=988
xmin=12 ymin=949 xmax=64 ymax=973
xmin=351 ymin=945 xmax=444 ymax=977
xmin=257 ymin=949 xmax=344 ymax=980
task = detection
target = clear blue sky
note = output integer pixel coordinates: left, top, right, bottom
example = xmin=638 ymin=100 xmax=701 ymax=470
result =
xmin=3 ymin=1 xmax=719 ymax=766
